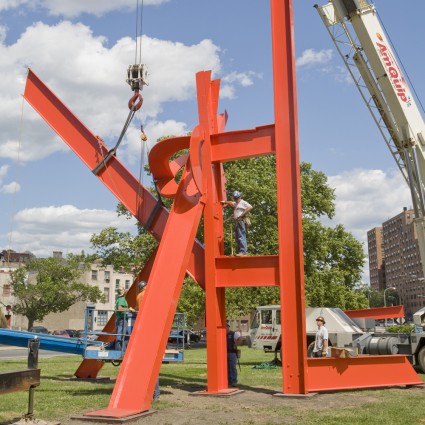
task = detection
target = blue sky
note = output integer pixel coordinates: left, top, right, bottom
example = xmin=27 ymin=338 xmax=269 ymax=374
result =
xmin=0 ymin=0 xmax=424 ymax=282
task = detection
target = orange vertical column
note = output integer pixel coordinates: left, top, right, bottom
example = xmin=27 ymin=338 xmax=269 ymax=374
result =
xmin=271 ymin=0 xmax=308 ymax=394
xmin=195 ymin=72 xmax=230 ymax=393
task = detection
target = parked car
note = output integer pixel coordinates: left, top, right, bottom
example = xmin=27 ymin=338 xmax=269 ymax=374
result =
xmin=30 ymin=326 xmax=49 ymax=334
xmin=52 ymin=330 xmax=71 ymax=338
xmin=168 ymin=330 xmax=200 ymax=344
xmin=65 ymin=329 xmax=78 ymax=338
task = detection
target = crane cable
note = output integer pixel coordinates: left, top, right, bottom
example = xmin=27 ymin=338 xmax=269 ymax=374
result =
xmin=133 ymin=0 xmax=163 ymax=225
xmin=135 ymin=0 xmax=144 ymax=65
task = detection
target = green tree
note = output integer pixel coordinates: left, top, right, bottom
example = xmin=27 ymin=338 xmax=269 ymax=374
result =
xmin=90 ymin=204 xmax=158 ymax=273
xmin=222 ymin=157 xmax=367 ymax=312
xmin=10 ymin=254 xmax=104 ymax=330
xmin=90 ymin=156 xmax=367 ymax=320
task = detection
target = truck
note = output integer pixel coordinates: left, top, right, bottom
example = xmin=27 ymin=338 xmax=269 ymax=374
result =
xmin=248 ymin=304 xmax=425 ymax=372
xmin=315 ymin=0 xmax=425 ymax=279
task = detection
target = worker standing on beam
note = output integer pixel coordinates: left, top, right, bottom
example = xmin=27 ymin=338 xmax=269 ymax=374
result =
xmin=222 ymin=191 xmax=252 ymax=256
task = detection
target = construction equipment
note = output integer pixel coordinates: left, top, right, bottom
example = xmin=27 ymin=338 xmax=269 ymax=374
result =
xmin=81 ymin=305 xmax=185 ymax=364
xmin=249 ymin=304 xmax=425 ymax=371
xmin=315 ymin=0 xmax=425 ymax=278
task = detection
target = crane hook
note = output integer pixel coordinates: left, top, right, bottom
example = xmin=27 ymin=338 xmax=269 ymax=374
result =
xmin=128 ymin=89 xmax=143 ymax=111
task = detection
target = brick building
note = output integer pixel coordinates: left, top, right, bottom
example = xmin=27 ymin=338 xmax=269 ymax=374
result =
xmin=368 ymin=208 xmax=425 ymax=320
xmin=0 ymin=251 xmax=133 ymax=331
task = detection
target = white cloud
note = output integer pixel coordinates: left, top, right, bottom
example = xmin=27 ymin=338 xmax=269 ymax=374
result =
xmin=122 ymin=119 xmax=189 ymax=165
xmin=0 ymin=22 xmax=223 ymax=164
xmin=296 ymin=48 xmax=333 ymax=68
xmin=220 ymin=71 xmax=260 ymax=100
xmin=1 ymin=181 xmax=20 ymax=194
xmin=0 ymin=165 xmax=8 ymax=180
xmin=324 ymin=168 xmax=412 ymax=282
xmin=8 ymin=205 xmax=137 ymax=257
xmin=327 ymin=168 xmax=411 ymax=243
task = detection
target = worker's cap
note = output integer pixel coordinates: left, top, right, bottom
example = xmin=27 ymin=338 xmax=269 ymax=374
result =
xmin=316 ymin=316 xmax=326 ymax=324
xmin=138 ymin=281 xmax=147 ymax=290
xmin=232 ymin=191 xmax=242 ymax=199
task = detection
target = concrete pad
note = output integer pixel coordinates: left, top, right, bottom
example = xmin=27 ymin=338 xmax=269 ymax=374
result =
xmin=71 ymin=410 xmax=156 ymax=423
xmin=273 ymin=392 xmax=318 ymax=399
xmin=190 ymin=388 xmax=245 ymax=397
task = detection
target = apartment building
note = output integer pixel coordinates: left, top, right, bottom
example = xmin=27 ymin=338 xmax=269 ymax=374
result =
xmin=0 ymin=251 xmax=134 ymax=332
xmin=367 ymin=227 xmax=386 ymax=291
xmin=368 ymin=208 xmax=425 ymax=320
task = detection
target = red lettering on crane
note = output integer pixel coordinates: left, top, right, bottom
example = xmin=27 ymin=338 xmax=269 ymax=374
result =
xmin=376 ymin=38 xmax=408 ymax=103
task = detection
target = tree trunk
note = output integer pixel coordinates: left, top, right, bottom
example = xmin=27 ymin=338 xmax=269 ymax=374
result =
xmin=0 ymin=311 xmax=7 ymax=328
xmin=27 ymin=319 xmax=34 ymax=331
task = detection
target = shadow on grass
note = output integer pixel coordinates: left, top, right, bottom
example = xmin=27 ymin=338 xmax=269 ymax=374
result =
xmin=159 ymin=372 xmax=277 ymax=395
xmin=0 ymin=417 xmax=22 ymax=425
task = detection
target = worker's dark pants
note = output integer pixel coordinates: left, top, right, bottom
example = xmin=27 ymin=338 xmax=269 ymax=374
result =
xmin=235 ymin=220 xmax=247 ymax=254
xmin=227 ymin=352 xmax=238 ymax=385
xmin=115 ymin=318 xmax=128 ymax=351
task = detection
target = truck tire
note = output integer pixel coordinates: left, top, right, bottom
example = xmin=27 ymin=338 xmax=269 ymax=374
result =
xmin=417 ymin=346 xmax=425 ymax=373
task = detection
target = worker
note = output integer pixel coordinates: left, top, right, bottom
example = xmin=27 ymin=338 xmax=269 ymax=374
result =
xmin=221 ymin=191 xmax=253 ymax=256
xmin=136 ymin=280 xmax=147 ymax=307
xmin=114 ymin=287 xmax=135 ymax=351
xmin=226 ymin=320 xmax=243 ymax=387
xmin=136 ymin=280 xmax=160 ymax=401
xmin=312 ymin=315 xmax=328 ymax=357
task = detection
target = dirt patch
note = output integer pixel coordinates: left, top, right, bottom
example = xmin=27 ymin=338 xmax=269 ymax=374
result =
xmin=64 ymin=384 xmax=381 ymax=425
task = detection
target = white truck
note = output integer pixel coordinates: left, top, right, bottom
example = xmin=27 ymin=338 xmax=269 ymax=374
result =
xmin=248 ymin=304 xmax=425 ymax=371
xmin=247 ymin=305 xmax=364 ymax=357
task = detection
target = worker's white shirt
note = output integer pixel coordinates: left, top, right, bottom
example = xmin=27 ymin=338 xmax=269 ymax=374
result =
xmin=233 ymin=199 xmax=252 ymax=220
xmin=313 ymin=326 xmax=328 ymax=352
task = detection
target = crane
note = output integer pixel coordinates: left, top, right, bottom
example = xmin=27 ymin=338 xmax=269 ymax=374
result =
xmin=315 ymin=0 xmax=425 ymax=279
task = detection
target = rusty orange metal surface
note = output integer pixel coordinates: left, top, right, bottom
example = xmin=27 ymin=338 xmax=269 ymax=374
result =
xmin=22 ymin=0 xmax=423 ymax=418
xmin=345 ymin=305 xmax=405 ymax=320
xmin=270 ymin=0 xmax=308 ymax=394
xmin=307 ymin=356 xmax=422 ymax=391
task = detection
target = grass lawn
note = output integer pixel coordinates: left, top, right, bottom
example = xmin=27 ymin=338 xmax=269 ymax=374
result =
xmin=0 ymin=347 xmax=424 ymax=424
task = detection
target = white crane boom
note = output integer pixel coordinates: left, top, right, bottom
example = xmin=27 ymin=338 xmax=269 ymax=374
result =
xmin=315 ymin=0 xmax=425 ymax=279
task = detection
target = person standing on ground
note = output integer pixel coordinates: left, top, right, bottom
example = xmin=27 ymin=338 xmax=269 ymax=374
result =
xmin=312 ymin=315 xmax=328 ymax=358
xmin=226 ymin=321 xmax=243 ymax=387
xmin=114 ymin=287 xmax=135 ymax=351
xmin=222 ymin=191 xmax=253 ymax=256
xmin=136 ymin=280 xmax=161 ymax=401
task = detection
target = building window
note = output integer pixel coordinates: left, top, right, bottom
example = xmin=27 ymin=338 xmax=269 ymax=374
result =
xmin=103 ymin=287 xmax=110 ymax=303
xmin=2 ymin=284 xmax=11 ymax=296
xmin=104 ymin=271 xmax=110 ymax=283
xmin=125 ymin=280 xmax=130 ymax=290
xmin=115 ymin=279 xmax=120 ymax=289
xmin=91 ymin=270 xmax=98 ymax=281
xmin=97 ymin=310 xmax=108 ymax=326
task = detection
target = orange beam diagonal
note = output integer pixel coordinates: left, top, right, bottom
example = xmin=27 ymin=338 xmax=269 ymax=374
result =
xmin=86 ymin=151 xmax=205 ymax=418
xmin=74 ymin=249 xmax=158 ymax=378
xmin=345 ymin=306 xmax=405 ymax=320
xmin=307 ymin=356 xmax=422 ymax=391
xmin=23 ymin=68 xmax=205 ymax=289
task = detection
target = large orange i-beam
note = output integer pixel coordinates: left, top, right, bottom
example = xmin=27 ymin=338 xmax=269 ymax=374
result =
xmin=23 ymin=0 xmax=422 ymax=419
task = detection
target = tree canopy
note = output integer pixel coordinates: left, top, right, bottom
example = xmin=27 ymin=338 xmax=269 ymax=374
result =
xmin=10 ymin=253 xmax=104 ymax=330
xmin=90 ymin=157 xmax=367 ymax=326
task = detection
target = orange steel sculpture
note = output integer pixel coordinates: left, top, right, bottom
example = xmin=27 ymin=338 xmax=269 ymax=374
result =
xmin=23 ymin=0 xmax=422 ymax=419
